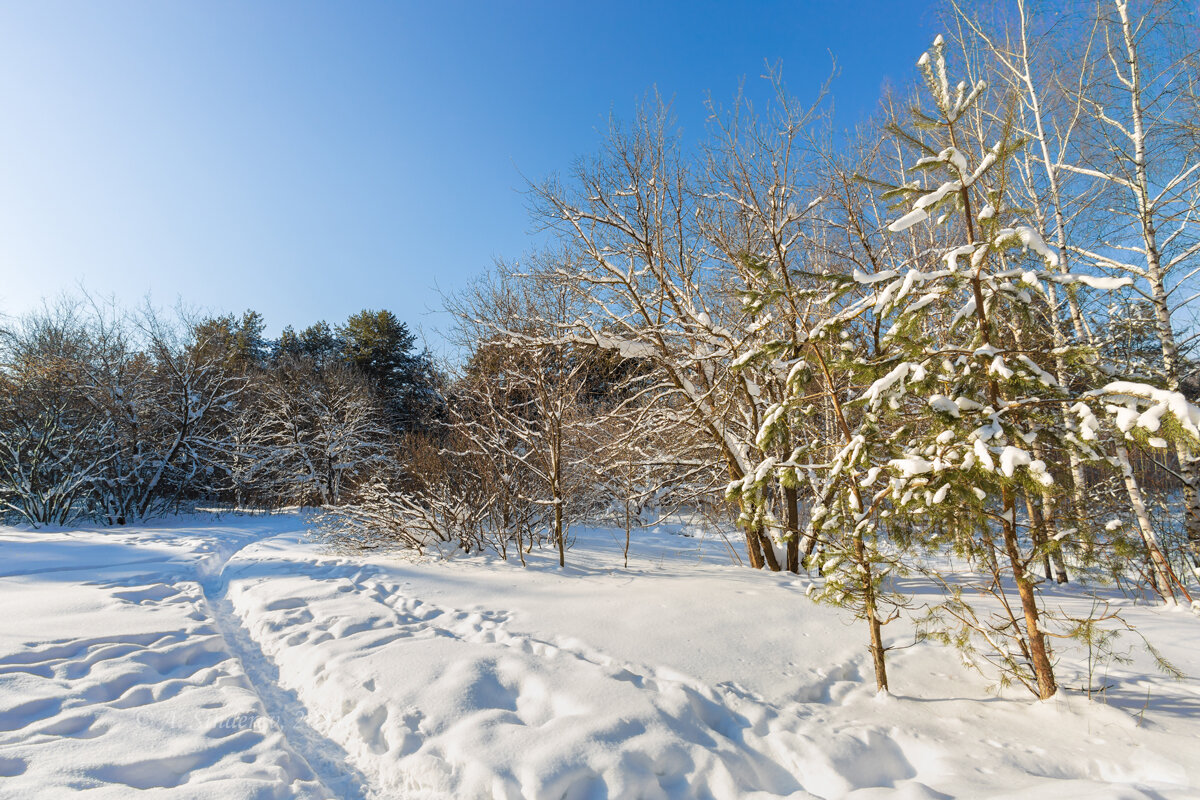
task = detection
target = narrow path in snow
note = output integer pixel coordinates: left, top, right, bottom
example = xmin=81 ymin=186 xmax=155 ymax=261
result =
xmin=197 ymin=538 xmax=377 ymax=800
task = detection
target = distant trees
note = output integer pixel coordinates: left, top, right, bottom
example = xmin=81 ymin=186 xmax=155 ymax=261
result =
xmin=339 ymin=309 xmax=441 ymax=430
xmin=193 ymin=310 xmax=270 ymax=369
xmin=258 ymin=357 xmax=385 ymax=506
xmin=320 ymin=264 xmax=632 ymax=566
xmin=277 ymin=320 xmax=341 ymax=366
xmin=278 ymin=311 xmax=441 ymax=430
xmin=0 ymin=306 xmax=106 ymax=526
xmin=0 ymin=301 xmax=440 ymax=524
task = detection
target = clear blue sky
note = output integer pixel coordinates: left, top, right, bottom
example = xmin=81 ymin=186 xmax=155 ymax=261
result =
xmin=0 ymin=1 xmax=936 ymax=351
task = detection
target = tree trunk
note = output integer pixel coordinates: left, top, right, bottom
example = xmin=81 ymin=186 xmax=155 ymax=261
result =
xmin=804 ymin=527 xmax=819 ymax=560
xmin=744 ymin=520 xmax=766 ymax=569
xmin=554 ymin=499 xmax=565 ymax=568
xmin=1037 ymin=491 xmax=1069 ymax=584
xmin=785 ymin=484 xmax=801 ymax=573
xmin=853 ymin=530 xmax=888 ymax=692
xmin=999 ymin=490 xmax=1057 ymax=700
xmin=1023 ymin=492 xmax=1055 ymax=583
xmin=758 ymin=526 xmax=782 ymax=572
xmin=1172 ymin=442 xmax=1200 ymax=585
xmin=623 ymin=495 xmax=631 ymax=570
xmin=1116 ymin=442 xmax=1178 ymax=604
xmin=552 ymin=411 xmax=565 ymax=568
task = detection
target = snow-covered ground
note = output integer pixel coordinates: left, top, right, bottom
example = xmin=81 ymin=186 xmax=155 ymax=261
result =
xmin=1 ymin=512 xmax=1197 ymax=799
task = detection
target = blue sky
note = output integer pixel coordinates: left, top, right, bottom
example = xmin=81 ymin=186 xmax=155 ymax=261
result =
xmin=0 ymin=1 xmax=936 ymax=350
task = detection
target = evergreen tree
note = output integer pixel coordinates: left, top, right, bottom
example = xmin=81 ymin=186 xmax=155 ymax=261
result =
xmin=844 ymin=35 xmax=1071 ymax=699
xmin=192 ymin=309 xmax=269 ymax=369
xmin=338 ymin=309 xmax=439 ymax=430
xmin=274 ymin=325 xmax=303 ymax=361
xmin=299 ymin=321 xmax=342 ymax=367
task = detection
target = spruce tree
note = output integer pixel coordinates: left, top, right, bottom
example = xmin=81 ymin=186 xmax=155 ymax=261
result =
xmin=338 ymin=310 xmax=439 ymax=431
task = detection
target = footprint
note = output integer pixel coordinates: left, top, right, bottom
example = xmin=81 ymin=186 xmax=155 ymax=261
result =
xmin=356 ymin=705 xmax=390 ymax=754
xmin=263 ymin=597 xmax=307 ymax=612
xmin=112 ymin=584 xmax=178 ymax=604
xmin=0 ymin=756 xmax=27 ymax=777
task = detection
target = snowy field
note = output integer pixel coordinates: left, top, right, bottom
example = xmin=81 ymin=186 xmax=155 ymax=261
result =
xmin=0 ymin=512 xmax=1197 ymax=799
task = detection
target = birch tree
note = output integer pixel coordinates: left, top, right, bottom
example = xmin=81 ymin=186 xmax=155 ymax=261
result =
xmin=1065 ymin=0 xmax=1200 ymax=582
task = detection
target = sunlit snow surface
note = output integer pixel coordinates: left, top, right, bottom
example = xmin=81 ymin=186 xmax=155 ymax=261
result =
xmin=1 ymin=512 xmax=1197 ymax=798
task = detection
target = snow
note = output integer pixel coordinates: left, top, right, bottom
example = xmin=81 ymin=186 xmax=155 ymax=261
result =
xmin=1091 ymin=382 xmax=1200 ymax=439
xmin=996 ymin=225 xmax=1060 ymax=267
xmin=950 ymin=297 xmax=977 ymax=328
xmin=1114 ymin=404 xmax=1141 ymax=433
xmin=757 ymin=404 xmax=787 ymax=449
xmin=998 ymin=445 xmax=1031 ymax=478
xmin=1050 ymin=274 xmax=1134 ymax=291
xmin=973 ymin=438 xmax=997 ymax=471
xmin=888 ymin=180 xmax=963 ymax=233
xmin=914 ymin=147 xmax=968 ymax=176
xmin=988 ymin=355 xmax=1015 ymax=380
xmin=955 ymin=396 xmax=983 ymax=413
xmin=942 ymin=244 xmax=975 ymax=272
xmin=859 ymin=467 xmax=882 ymax=487
xmin=862 ymin=362 xmax=926 ymax=409
xmin=851 ymin=269 xmax=899 ymax=285
xmin=1072 ymin=402 xmax=1102 ymax=441
xmin=921 ymin=393 xmax=960 ymax=419
xmin=889 ymin=456 xmax=934 ymax=477
xmin=1017 ymin=355 xmax=1059 ymax=388
xmin=2 ymin=512 xmax=1199 ymax=799
xmin=590 ymin=333 xmax=658 ymax=360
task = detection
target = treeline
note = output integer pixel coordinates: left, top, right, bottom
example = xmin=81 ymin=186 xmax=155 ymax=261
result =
xmin=0 ymin=301 xmax=440 ymax=524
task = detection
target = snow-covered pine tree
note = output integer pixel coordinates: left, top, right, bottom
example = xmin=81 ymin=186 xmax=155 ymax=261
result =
xmin=743 ymin=35 xmax=1095 ymax=698
xmin=854 ymin=34 xmax=1091 ymax=699
xmin=875 ymin=33 xmax=1200 ymax=689
xmin=732 ymin=221 xmax=909 ymax=694
xmin=739 ymin=37 xmax=1051 ymax=697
